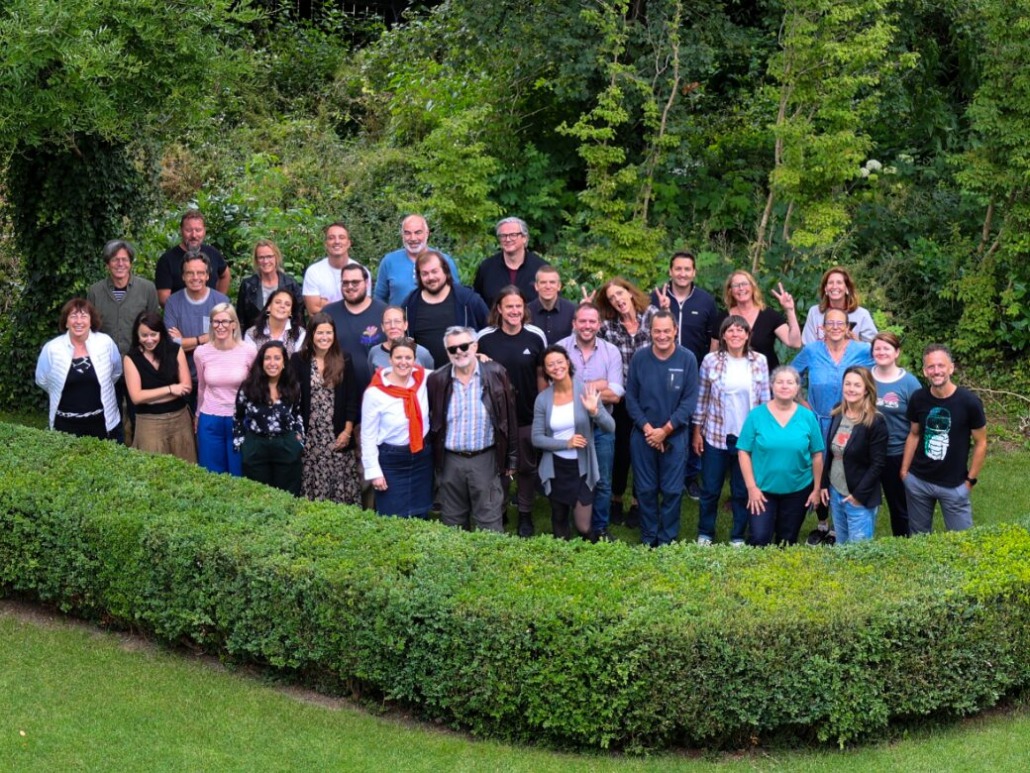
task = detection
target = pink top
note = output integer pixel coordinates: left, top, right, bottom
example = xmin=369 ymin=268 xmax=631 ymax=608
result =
xmin=195 ymin=341 xmax=257 ymax=417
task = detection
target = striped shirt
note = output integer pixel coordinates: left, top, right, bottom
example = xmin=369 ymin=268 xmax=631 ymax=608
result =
xmin=444 ymin=366 xmax=495 ymax=453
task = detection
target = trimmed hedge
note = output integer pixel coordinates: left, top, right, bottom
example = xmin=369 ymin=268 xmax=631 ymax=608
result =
xmin=1 ymin=422 xmax=1028 ymax=751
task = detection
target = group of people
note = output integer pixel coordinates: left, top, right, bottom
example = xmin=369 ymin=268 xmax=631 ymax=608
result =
xmin=35 ymin=211 xmax=988 ymax=547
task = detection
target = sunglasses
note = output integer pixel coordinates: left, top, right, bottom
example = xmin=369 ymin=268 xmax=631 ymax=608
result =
xmin=446 ymin=342 xmax=473 ymax=355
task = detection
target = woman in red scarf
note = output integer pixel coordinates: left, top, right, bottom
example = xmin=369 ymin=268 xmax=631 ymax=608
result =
xmin=359 ymin=337 xmax=432 ymax=518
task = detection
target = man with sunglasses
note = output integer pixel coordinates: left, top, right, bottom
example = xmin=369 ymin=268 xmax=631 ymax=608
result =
xmin=427 ymin=326 xmax=518 ymax=533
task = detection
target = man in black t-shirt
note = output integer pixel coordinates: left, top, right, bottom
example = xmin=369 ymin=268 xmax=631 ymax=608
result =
xmin=155 ymin=209 xmax=230 ymax=307
xmin=900 ymin=344 xmax=987 ymax=534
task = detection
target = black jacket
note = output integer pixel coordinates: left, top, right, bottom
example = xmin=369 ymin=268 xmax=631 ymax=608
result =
xmin=473 ymin=249 xmax=546 ymax=307
xmin=236 ymin=271 xmax=304 ymax=333
xmin=821 ymin=412 xmax=888 ymax=507
xmin=291 ymin=351 xmax=359 ymax=448
xmin=427 ymin=360 xmax=518 ymax=476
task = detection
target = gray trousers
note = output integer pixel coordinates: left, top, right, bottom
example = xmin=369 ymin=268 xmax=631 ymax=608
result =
xmin=438 ymin=450 xmax=505 ymax=532
xmin=904 ymin=473 xmax=974 ymax=534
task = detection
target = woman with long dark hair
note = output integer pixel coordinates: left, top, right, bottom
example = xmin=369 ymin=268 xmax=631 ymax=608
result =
xmin=233 ymin=341 xmax=305 ymax=494
xmin=123 ymin=311 xmax=196 ymax=462
xmin=291 ymin=312 xmax=362 ymax=505
xmin=244 ymin=288 xmax=306 ymax=356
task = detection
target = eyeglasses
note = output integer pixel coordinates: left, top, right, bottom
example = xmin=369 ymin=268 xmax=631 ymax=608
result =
xmin=382 ymin=319 xmax=406 ymax=327
xmin=730 ymin=281 xmax=751 ymax=290
xmin=823 ymin=321 xmax=847 ymax=329
xmin=341 ymin=279 xmax=364 ymax=287
xmin=497 ymin=232 xmax=524 ymax=241
xmin=446 ymin=342 xmax=473 ymax=355
xmin=211 ymin=319 xmax=233 ymax=328
xmin=68 ymin=311 xmax=91 ymax=320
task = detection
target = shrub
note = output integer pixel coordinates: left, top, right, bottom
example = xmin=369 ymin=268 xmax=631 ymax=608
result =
xmin=1 ymin=423 xmax=1028 ymax=752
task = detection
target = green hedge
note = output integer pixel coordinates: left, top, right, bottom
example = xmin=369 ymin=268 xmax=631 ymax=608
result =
xmin=2 ymin=423 xmax=1028 ymax=751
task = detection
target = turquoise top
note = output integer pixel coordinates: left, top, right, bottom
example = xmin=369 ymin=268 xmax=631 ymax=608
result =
xmin=737 ymin=403 xmax=825 ymax=494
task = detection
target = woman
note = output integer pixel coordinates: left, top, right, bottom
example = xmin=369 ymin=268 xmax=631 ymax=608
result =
xmin=819 ymin=366 xmax=888 ymax=544
xmin=122 ymin=311 xmax=197 ymax=462
xmin=738 ymin=366 xmax=824 ymax=546
xmin=235 ymin=240 xmax=303 ymax=333
xmin=802 ymin=266 xmax=877 ymax=344
xmin=871 ymin=331 xmax=923 ymax=537
xmin=360 ymin=338 xmax=432 ymax=519
xmin=717 ymin=270 xmax=801 ymax=370
xmin=36 ymin=298 xmax=122 ymax=439
xmin=368 ymin=305 xmax=435 ymax=373
xmin=233 ymin=341 xmax=305 ymax=494
xmin=291 ymin=313 xmax=362 ymax=505
xmin=244 ymin=289 xmax=306 ymax=356
xmin=596 ymin=277 xmax=659 ymax=526
xmin=194 ymin=303 xmax=257 ymax=475
xmin=692 ymin=315 xmax=771 ymax=546
xmin=532 ymin=345 xmax=616 ymax=541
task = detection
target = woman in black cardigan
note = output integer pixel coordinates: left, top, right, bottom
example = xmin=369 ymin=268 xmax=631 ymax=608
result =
xmin=820 ymin=366 xmax=888 ymax=544
xmin=236 ymin=240 xmax=303 ymax=333
xmin=290 ymin=312 xmax=361 ymax=504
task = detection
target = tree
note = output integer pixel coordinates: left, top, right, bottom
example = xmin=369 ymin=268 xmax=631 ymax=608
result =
xmin=0 ymin=0 xmax=256 ymax=406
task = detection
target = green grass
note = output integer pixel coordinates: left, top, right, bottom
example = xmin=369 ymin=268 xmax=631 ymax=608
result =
xmin=1 ymin=604 xmax=1028 ymax=772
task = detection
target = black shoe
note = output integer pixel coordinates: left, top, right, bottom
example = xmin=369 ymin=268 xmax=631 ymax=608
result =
xmin=592 ymin=529 xmax=614 ymax=543
xmin=609 ymin=500 xmax=625 ymax=526
xmin=686 ymin=479 xmax=702 ymax=501
xmin=624 ymin=504 xmax=640 ymax=529
xmin=517 ymin=512 xmax=535 ymax=538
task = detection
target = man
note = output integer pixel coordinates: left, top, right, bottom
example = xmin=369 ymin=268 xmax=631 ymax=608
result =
xmin=476 ymin=287 xmax=548 ymax=537
xmin=403 ymin=250 xmax=489 ymax=366
xmin=374 ymin=214 xmax=460 ymax=305
xmin=427 ymin=326 xmax=518 ymax=532
xmin=164 ymin=252 xmax=230 ymax=402
xmin=302 ymin=221 xmax=368 ymax=316
xmin=651 ymin=251 xmax=718 ymax=499
xmin=368 ymin=305 xmax=436 ymax=373
xmin=155 ymin=210 xmax=230 ymax=307
xmin=900 ymin=344 xmax=987 ymax=534
xmin=323 ymin=263 xmax=388 ymax=395
xmin=473 ymin=216 xmax=547 ymax=307
xmin=527 ymin=264 xmax=576 ymax=344
xmin=557 ymin=302 xmax=624 ymax=540
xmin=625 ymin=311 xmax=699 ymax=547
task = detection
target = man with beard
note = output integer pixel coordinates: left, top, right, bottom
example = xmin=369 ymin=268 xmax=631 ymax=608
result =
xmin=323 ymin=263 xmax=388 ymax=394
xmin=402 ymin=250 xmax=489 ymax=366
xmin=155 ymin=209 xmax=230 ymax=307
xmin=473 ymin=216 xmax=546 ymax=307
xmin=374 ymin=214 xmax=460 ymax=305
xmin=303 ymin=221 xmax=368 ymax=316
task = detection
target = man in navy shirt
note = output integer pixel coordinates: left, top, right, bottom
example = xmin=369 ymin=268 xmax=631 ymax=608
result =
xmin=626 ymin=311 xmax=699 ymax=547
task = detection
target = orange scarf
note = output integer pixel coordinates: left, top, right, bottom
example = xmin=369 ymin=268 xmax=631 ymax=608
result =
xmin=371 ymin=366 xmax=426 ymax=453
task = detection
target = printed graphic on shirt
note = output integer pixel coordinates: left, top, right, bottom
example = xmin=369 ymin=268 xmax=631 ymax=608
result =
xmin=924 ymin=406 xmax=951 ymax=461
xmin=877 ymin=391 xmax=900 ymax=409
xmin=360 ymin=326 xmax=382 ymax=346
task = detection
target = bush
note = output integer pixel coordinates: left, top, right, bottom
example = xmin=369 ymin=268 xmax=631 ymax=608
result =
xmin=1 ymin=422 xmax=1028 ymax=752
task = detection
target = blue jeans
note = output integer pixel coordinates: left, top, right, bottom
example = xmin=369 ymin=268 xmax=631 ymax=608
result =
xmin=631 ymin=429 xmax=687 ymax=547
xmin=684 ymin=419 xmax=702 ymax=481
xmin=197 ymin=413 xmax=242 ymax=476
xmin=591 ymin=426 xmax=615 ymax=532
xmin=697 ymin=438 xmax=748 ymax=542
xmin=828 ymin=486 xmax=877 ymax=544
xmin=748 ymin=485 xmax=812 ymax=546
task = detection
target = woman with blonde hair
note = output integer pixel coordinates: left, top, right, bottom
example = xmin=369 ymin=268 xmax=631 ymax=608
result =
xmin=194 ymin=303 xmax=257 ymax=475
xmin=819 ymin=366 xmax=888 ymax=543
xmin=718 ymin=270 xmax=801 ymax=370
xmin=235 ymin=239 xmax=303 ymax=333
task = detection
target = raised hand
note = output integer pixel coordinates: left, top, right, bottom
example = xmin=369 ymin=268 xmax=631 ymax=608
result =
xmin=581 ymin=383 xmax=600 ymax=416
xmin=654 ymin=283 xmax=670 ymax=310
xmin=770 ymin=281 xmax=795 ymax=312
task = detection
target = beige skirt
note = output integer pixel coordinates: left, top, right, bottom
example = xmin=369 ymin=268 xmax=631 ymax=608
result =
xmin=132 ymin=406 xmax=198 ymax=464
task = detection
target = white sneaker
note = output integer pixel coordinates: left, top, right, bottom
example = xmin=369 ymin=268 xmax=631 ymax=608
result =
xmin=730 ymin=539 xmax=745 ymax=548
xmin=697 ymin=536 xmax=713 ymax=546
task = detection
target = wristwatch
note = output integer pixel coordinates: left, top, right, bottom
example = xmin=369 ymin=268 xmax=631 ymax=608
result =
xmin=966 ymin=476 xmax=978 ymax=487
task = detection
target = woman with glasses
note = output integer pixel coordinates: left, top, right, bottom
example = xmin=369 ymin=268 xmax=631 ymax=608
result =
xmin=36 ymin=298 xmax=123 ymax=439
xmin=194 ymin=303 xmax=257 ymax=475
xmin=368 ymin=305 xmax=435 ymax=373
xmin=235 ymin=240 xmax=303 ymax=334
xmin=717 ymin=270 xmax=801 ymax=370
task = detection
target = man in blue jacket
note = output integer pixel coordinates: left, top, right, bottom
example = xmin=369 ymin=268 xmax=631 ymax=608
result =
xmin=626 ymin=311 xmax=699 ymax=547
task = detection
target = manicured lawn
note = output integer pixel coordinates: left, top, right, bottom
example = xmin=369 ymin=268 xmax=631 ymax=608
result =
xmin=1 ymin=603 xmax=1027 ymax=771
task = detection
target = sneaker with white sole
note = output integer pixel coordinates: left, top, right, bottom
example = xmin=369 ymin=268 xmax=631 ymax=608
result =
xmin=697 ymin=535 xmax=713 ymax=546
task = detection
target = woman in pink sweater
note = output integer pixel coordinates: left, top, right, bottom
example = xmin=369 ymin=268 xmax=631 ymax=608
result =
xmin=194 ymin=303 xmax=256 ymax=475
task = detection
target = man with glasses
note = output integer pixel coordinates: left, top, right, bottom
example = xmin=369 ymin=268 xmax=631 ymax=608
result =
xmin=324 ymin=262 xmax=387 ymax=394
xmin=164 ymin=251 xmax=229 ymax=407
xmin=374 ymin=214 xmax=460 ymax=305
xmin=473 ymin=216 xmax=546 ymax=308
xmin=368 ymin=306 xmax=435 ymax=373
xmin=427 ymin=326 xmax=518 ymax=532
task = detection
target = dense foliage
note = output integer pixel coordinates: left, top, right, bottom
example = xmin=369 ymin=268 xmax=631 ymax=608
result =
xmin=2 ymin=423 xmax=1028 ymax=751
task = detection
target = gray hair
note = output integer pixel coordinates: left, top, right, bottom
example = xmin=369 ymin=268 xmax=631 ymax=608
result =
xmin=770 ymin=365 xmax=801 ymax=387
xmin=443 ymin=326 xmax=477 ymax=347
xmin=181 ymin=248 xmax=211 ymax=277
xmin=103 ymin=239 xmax=136 ymax=263
xmin=495 ymin=216 xmax=529 ymax=243
xmin=400 ymin=213 xmax=429 ymax=238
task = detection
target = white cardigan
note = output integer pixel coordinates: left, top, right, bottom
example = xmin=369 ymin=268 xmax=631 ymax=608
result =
xmin=36 ymin=331 xmax=123 ymax=431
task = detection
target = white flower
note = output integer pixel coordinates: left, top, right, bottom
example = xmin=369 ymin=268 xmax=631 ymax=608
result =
xmin=865 ymin=159 xmax=883 ymax=172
